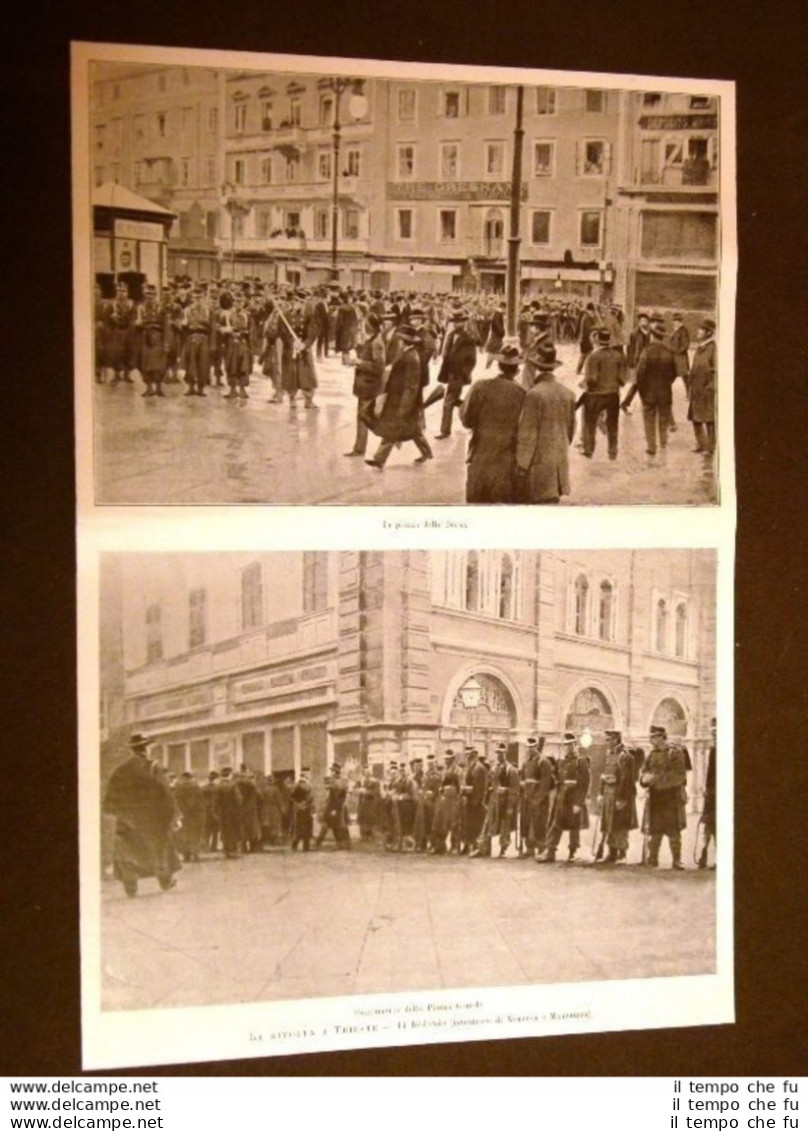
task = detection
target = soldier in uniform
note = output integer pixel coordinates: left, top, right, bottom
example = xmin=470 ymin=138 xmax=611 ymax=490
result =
xmin=224 ymin=294 xmax=252 ymax=400
xmin=488 ymin=743 xmax=521 ymax=858
xmin=416 ymin=754 xmax=441 ymax=852
xmin=460 ymin=746 xmax=488 ymax=854
xmin=520 ymin=736 xmax=556 ymax=859
xmin=137 ymin=284 xmax=169 ymax=398
xmin=391 ymin=760 xmax=417 ymax=850
xmin=289 ymin=768 xmax=315 ymax=851
xmin=538 ymin=733 xmax=591 ymax=862
xmin=183 ymin=285 xmax=213 ymax=397
xmin=595 ymin=729 xmax=638 ymax=864
xmin=106 ymin=281 xmax=138 ymax=384
xmin=430 ymin=752 xmax=461 ymax=854
xmin=639 ymin=725 xmax=688 ymax=869
xmin=356 ymin=770 xmax=381 ymax=842
xmin=236 ymin=765 xmax=262 ymax=853
xmin=280 ymin=291 xmax=319 ymax=409
xmin=698 ymin=718 xmax=717 ymax=869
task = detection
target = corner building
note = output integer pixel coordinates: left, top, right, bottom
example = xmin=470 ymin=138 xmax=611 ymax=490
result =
xmin=116 ymin=550 xmax=716 ymax=802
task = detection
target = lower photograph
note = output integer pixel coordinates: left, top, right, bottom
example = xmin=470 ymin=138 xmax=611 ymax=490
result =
xmin=84 ymin=547 xmax=728 ymax=1068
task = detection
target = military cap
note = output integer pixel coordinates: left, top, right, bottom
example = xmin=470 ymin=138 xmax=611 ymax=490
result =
xmin=331 ymin=762 xmax=342 ymax=773
xmin=443 ymin=750 xmax=456 ymax=759
xmin=129 ymin=732 xmax=150 ymax=749
xmin=395 ymin=323 xmax=422 ymax=343
xmin=650 ymin=725 xmax=667 ymax=737
xmin=672 ymin=311 xmax=684 ymax=322
xmin=426 ymin=754 xmax=436 ymax=762
xmin=180 ymin=770 xmax=193 ymax=779
xmin=562 ymin=731 xmax=577 ymax=744
xmin=525 ymin=735 xmax=541 ymax=749
xmin=711 ymin=717 xmax=716 ymax=727
xmin=495 ymin=742 xmax=508 ymax=754
xmin=208 ymin=770 xmax=220 ymax=780
xmin=701 ymin=318 xmax=716 ymax=333
xmin=605 ymin=728 xmax=622 ymax=739
xmin=464 ymin=745 xmax=477 ymax=755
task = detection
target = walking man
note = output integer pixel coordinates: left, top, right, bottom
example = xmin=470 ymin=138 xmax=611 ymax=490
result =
xmin=460 ymin=343 xmax=526 ymax=503
xmin=635 ymin=313 xmax=677 ymax=457
xmin=582 ymin=328 xmax=627 ymax=460
xmin=515 ymin=344 xmax=577 ymax=504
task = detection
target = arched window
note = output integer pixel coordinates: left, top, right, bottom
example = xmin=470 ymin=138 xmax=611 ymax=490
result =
xmin=598 ymin=579 xmax=614 ymax=641
xmin=466 ymin=551 xmax=480 ymax=612
xmin=675 ymin=602 xmax=688 ymax=657
xmin=499 ymin=554 xmax=514 ymax=619
xmin=574 ymin=574 xmax=589 ymax=635
xmin=656 ymin=598 xmax=669 ymax=652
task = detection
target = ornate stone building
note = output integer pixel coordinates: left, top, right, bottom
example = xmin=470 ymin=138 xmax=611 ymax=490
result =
xmin=109 ymin=550 xmax=716 ymax=801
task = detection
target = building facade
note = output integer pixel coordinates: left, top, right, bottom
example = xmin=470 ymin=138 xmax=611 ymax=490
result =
xmin=91 ymin=64 xmax=721 ymax=317
xmin=112 ymin=550 xmax=716 ymax=802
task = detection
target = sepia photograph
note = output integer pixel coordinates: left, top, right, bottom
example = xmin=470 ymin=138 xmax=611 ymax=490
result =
xmin=90 ymin=547 xmax=721 ymax=1050
xmin=74 ymin=45 xmax=734 ymax=507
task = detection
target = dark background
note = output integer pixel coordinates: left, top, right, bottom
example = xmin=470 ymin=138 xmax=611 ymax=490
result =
xmin=2 ymin=0 xmax=805 ymax=1077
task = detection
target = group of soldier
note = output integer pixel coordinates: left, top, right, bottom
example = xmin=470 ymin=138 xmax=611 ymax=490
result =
xmin=93 ymin=276 xmax=717 ymax=503
xmin=102 ymin=721 xmax=716 ymax=898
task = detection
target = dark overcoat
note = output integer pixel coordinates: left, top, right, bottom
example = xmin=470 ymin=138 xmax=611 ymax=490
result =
xmin=515 ymin=377 xmax=577 ymax=502
xmin=335 ymin=303 xmax=359 ymax=353
xmin=549 ymin=752 xmax=591 ymax=831
xmin=640 ymin=744 xmax=688 ymax=836
xmin=352 ymin=334 xmax=385 ymax=400
xmin=688 ymin=338 xmax=716 ymax=423
xmin=437 ymin=329 xmax=477 ymax=387
xmin=460 ymin=375 xmax=526 ymax=503
xmin=636 ymin=340 xmax=677 ymax=406
xmin=173 ymin=778 xmax=206 ymax=855
xmin=371 ymin=346 xmax=425 ymax=442
xmin=103 ymin=754 xmax=180 ymax=882
xmin=280 ymin=304 xmax=318 ymax=393
xmin=600 ymin=746 xmax=639 ymax=834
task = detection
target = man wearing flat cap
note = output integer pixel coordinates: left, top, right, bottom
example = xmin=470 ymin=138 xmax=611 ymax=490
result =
xmin=688 ymin=318 xmax=717 ymax=455
xmin=596 ymin=729 xmax=638 ymax=864
xmin=639 ymin=726 xmax=688 ymax=869
xmin=460 ymin=343 xmax=526 ymax=503
xmin=102 ymin=733 xmax=180 ymax=897
xmin=538 ymin=733 xmax=591 ymax=862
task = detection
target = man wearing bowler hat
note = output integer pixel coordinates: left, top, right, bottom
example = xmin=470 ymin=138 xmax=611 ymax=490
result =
xmin=460 ymin=343 xmax=526 ymax=503
xmin=435 ymin=309 xmax=478 ymax=439
xmin=635 ymin=313 xmax=677 ymax=457
xmin=515 ymin=344 xmax=577 ymax=504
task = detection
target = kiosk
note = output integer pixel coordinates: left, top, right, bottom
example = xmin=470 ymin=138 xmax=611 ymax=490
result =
xmin=93 ymin=182 xmax=175 ymax=300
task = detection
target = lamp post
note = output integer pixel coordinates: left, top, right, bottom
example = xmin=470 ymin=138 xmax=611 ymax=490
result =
xmin=322 ymin=78 xmax=368 ymax=283
xmin=219 ymin=182 xmax=251 ymax=281
xmin=579 ymin=727 xmax=594 ymax=751
xmin=459 ymin=676 xmax=483 ymax=750
xmin=505 ymin=85 xmax=525 ymax=341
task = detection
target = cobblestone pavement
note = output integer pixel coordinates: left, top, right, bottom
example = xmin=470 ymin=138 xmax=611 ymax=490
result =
xmin=101 ymin=819 xmax=715 ymax=1012
xmin=93 ymin=344 xmax=718 ymax=506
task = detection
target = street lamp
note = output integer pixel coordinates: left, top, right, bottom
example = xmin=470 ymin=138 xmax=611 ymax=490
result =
xmin=505 ymin=85 xmax=525 ymax=342
xmin=579 ymin=727 xmax=594 ymax=750
xmin=219 ymin=181 xmax=251 ymax=281
xmin=459 ymin=676 xmax=483 ymax=749
xmin=322 ymin=78 xmax=368 ymax=283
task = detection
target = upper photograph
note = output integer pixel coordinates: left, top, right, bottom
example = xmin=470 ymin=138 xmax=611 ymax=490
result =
xmin=75 ymin=47 xmax=733 ymax=506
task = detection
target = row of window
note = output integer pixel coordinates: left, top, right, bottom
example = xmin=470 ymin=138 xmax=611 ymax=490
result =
xmin=230 ymin=146 xmax=361 ymax=187
xmin=568 ymin=574 xmax=691 ymax=657
xmin=396 ymin=85 xmax=606 ymax=121
xmin=394 ymin=138 xmax=613 ymax=182
xmin=94 ymin=106 xmax=219 ymax=151
xmin=393 ymin=206 xmax=603 ymax=249
xmin=143 ymin=555 xmax=329 ymax=663
xmin=431 ymin=551 xmax=523 ymax=622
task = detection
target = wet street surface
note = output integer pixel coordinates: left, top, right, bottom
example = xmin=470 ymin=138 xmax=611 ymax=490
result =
xmin=102 ymin=819 xmax=715 ymax=1012
xmin=93 ymin=345 xmax=718 ymax=506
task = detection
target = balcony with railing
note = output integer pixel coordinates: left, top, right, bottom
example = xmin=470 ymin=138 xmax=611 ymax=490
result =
xmin=631 ymin=162 xmax=719 ymax=190
xmin=223 ymin=233 xmax=370 ymax=256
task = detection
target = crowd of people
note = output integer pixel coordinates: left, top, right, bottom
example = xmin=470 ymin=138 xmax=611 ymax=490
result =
xmin=102 ymin=722 xmax=716 ymax=898
xmin=94 ymin=277 xmax=718 ymax=503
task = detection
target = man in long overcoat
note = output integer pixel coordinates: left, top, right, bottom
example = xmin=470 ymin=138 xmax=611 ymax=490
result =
xmin=698 ymin=718 xmax=717 ymax=869
xmin=596 ymin=729 xmax=638 ymax=864
xmin=430 ymin=752 xmax=461 ymax=854
xmin=365 ymin=324 xmax=433 ymax=467
xmin=435 ymin=311 xmax=478 ymax=438
xmin=515 ymin=344 xmax=577 ymax=504
xmin=102 ymin=733 xmax=180 ymax=897
xmin=688 ymin=318 xmax=717 ymax=454
xmin=639 ymin=726 xmax=688 ymax=869
xmin=635 ymin=315 xmax=677 ymax=455
xmin=172 ymin=771 xmax=206 ymax=863
xmin=460 ymin=747 xmax=488 ymax=853
xmin=335 ymin=293 xmax=359 ymax=360
xmin=539 ymin=733 xmax=591 ymax=862
xmin=344 ymin=313 xmax=385 ymax=457
xmin=460 ymin=344 xmax=526 ymax=504
xmin=489 ymin=743 xmax=521 ymax=858
xmin=582 ymin=328 xmax=627 ymax=459
xmin=289 ymin=770 xmax=314 ymax=851
xmin=212 ymin=766 xmax=242 ymax=858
